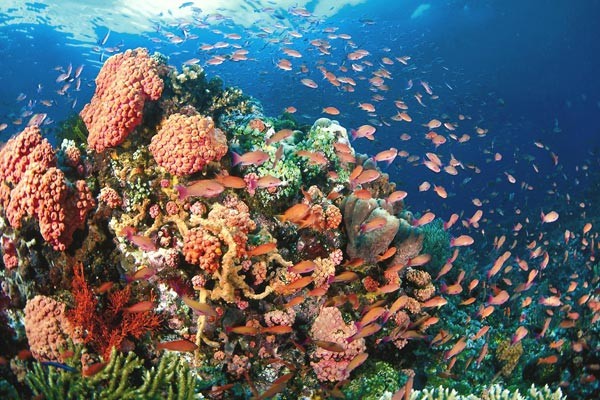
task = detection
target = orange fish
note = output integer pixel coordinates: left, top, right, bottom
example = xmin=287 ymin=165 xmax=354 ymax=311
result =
xmin=374 ymin=148 xmax=398 ymax=165
xmin=345 ymin=352 xmax=368 ymax=375
xmin=313 ymin=339 xmax=345 ymax=352
xmin=232 ymin=150 xmax=270 ymax=167
xmin=296 ymin=150 xmax=328 ymax=166
xmin=322 ymin=107 xmax=340 ymax=115
xmin=422 ymin=296 xmax=447 ymax=308
xmin=414 ymin=212 xmax=435 ymax=227
xmin=157 ymin=339 xmax=198 ymax=352
xmin=261 ymin=325 xmax=293 ymax=335
xmin=387 ymin=190 xmax=408 ymax=204
xmin=539 ymin=296 xmax=562 ymax=307
xmin=487 ymin=290 xmax=510 ymax=306
xmin=444 ymin=214 xmax=459 ymax=230
xmin=360 ymin=217 xmax=387 ymax=233
xmin=477 ymin=305 xmax=495 ymax=319
xmin=284 ymin=296 xmax=305 ymax=309
xmin=347 ymin=323 xmax=381 ymax=342
xmin=124 ymin=301 xmax=154 ymax=313
xmin=82 ymin=362 xmax=107 ymax=377
xmin=352 ymin=169 xmax=381 ymax=186
xmin=351 ymin=125 xmax=376 ymax=141
xmin=267 ymin=129 xmax=294 ymax=146
xmin=450 ymin=235 xmax=474 ymax=247
xmin=247 ymin=242 xmax=277 ymax=257
xmin=227 ymin=326 xmax=260 ymax=335
xmin=511 ymin=326 xmax=528 ymax=344
xmin=182 ymin=296 xmax=217 ymax=317
xmin=176 ymin=180 xmax=224 ymax=200
xmin=122 ymin=227 xmax=157 ymax=252
xmin=95 ymin=281 xmax=114 ymax=294
xmin=444 ymin=337 xmax=467 ymax=360
xmin=278 ymin=203 xmax=310 ymax=223
xmin=433 ymin=185 xmax=448 ymax=198
xmin=541 ymin=211 xmax=559 ymax=223
xmin=377 ymin=247 xmax=396 ymax=261
xmin=537 ymin=355 xmax=558 ymax=365
xmin=281 ymin=276 xmax=313 ymax=292
xmin=289 ymin=260 xmax=317 ymax=274
xmin=216 ymin=175 xmax=247 ymax=189
xmin=331 ymin=271 xmax=359 ymax=284
xmin=408 ymin=254 xmax=432 ymax=267
xmin=356 ymin=307 xmax=387 ymax=330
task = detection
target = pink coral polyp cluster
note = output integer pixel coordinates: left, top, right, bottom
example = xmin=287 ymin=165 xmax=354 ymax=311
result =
xmin=149 ymin=113 xmax=228 ymax=176
xmin=0 ymin=126 xmax=55 ymax=206
xmin=80 ymin=48 xmax=164 ymax=152
xmin=183 ymin=227 xmax=222 ymax=274
xmin=24 ymin=295 xmax=79 ymax=362
xmin=310 ymin=307 xmax=366 ymax=382
xmin=0 ymin=127 xmax=94 ymax=251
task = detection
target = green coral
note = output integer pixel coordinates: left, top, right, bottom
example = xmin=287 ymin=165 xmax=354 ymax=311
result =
xmin=342 ymin=361 xmax=402 ymax=400
xmin=420 ymin=218 xmax=451 ymax=273
xmin=54 ymin=114 xmax=89 ymax=145
xmin=24 ymin=348 xmax=198 ymax=400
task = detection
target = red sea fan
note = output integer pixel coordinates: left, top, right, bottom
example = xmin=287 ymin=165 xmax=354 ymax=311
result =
xmin=67 ymin=263 xmax=162 ymax=360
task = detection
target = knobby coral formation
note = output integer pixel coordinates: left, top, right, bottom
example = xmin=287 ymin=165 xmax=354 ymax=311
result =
xmin=0 ymin=47 xmax=584 ymax=399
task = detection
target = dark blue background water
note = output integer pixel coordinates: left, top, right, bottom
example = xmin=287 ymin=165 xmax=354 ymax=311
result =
xmin=1 ymin=0 xmax=599 ymax=227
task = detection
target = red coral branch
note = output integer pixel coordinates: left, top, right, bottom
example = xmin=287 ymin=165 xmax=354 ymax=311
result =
xmin=67 ymin=263 xmax=162 ymax=360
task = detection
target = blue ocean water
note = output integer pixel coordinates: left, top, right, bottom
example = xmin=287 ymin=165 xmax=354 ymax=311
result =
xmin=1 ymin=0 xmax=598 ymax=222
xmin=1 ymin=0 xmax=599 ymax=398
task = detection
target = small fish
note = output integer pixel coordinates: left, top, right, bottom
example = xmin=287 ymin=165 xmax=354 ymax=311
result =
xmin=124 ymin=301 xmax=154 ymax=313
xmin=296 ymin=150 xmax=328 ymax=166
xmin=313 ymin=339 xmax=345 ymax=352
xmin=281 ymin=276 xmax=313 ymax=293
xmin=232 ymin=150 xmax=270 ymax=167
xmin=157 ymin=339 xmax=198 ymax=352
xmin=351 ymin=124 xmax=376 ymax=140
xmin=175 ymin=180 xmax=224 ymax=199
xmin=344 ymin=352 xmax=368 ymax=375
xmin=347 ymin=323 xmax=382 ymax=342
xmin=322 ymin=106 xmax=340 ymax=115
xmin=289 ymin=260 xmax=317 ymax=274
xmin=421 ymin=296 xmax=448 ymax=308
xmin=82 ymin=361 xmax=107 ymax=377
xmin=215 ymin=175 xmax=247 ymax=189
xmin=450 ymin=235 xmax=474 ymax=247
xmin=487 ymin=290 xmax=510 ymax=306
xmin=537 ymin=355 xmax=558 ymax=365
xmin=247 ymin=242 xmax=277 ymax=257
xmin=356 ymin=306 xmax=387 ymax=330
xmin=330 ymin=271 xmax=359 ymax=283
xmin=266 ymin=129 xmax=294 ymax=145
xmin=256 ymin=175 xmax=286 ymax=189
xmin=278 ymin=203 xmax=311 ymax=224
xmin=511 ymin=326 xmax=528 ymax=344
xmin=444 ymin=337 xmax=467 ymax=360
xmin=352 ymin=169 xmax=381 ymax=186
xmin=41 ymin=361 xmax=78 ymax=373
xmin=226 ymin=326 xmax=260 ymax=335
xmin=374 ymin=148 xmax=398 ymax=165
xmin=360 ymin=217 xmax=387 ymax=233
xmin=122 ymin=227 xmax=157 ymax=252
xmin=414 ymin=212 xmax=435 ymax=227
xmin=541 ymin=211 xmax=559 ymax=223
xmin=261 ymin=325 xmax=293 ymax=335
xmin=182 ymin=296 xmax=217 ymax=317
xmin=387 ymin=190 xmax=408 ymax=204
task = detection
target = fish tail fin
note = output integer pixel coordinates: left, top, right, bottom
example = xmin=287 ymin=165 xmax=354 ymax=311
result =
xmin=350 ymin=129 xmax=357 ymax=141
xmin=175 ymin=185 xmax=187 ymax=201
xmin=231 ymin=151 xmax=242 ymax=166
